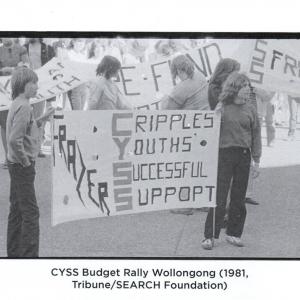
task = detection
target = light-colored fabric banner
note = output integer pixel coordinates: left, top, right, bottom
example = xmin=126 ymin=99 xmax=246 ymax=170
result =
xmin=0 ymin=58 xmax=96 ymax=110
xmin=3 ymin=39 xmax=300 ymax=111
xmin=247 ymin=39 xmax=300 ymax=97
xmin=52 ymin=110 xmax=220 ymax=225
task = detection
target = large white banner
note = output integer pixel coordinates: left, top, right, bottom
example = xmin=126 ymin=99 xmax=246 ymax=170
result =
xmin=52 ymin=111 xmax=220 ymax=225
xmin=0 ymin=40 xmax=247 ymax=111
xmin=247 ymin=39 xmax=300 ymax=96
xmin=0 ymin=58 xmax=95 ymax=110
xmin=2 ymin=39 xmax=300 ymax=111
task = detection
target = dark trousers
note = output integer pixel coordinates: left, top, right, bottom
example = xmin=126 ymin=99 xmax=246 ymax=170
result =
xmin=265 ymin=103 xmax=275 ymax=145
xmin=7 ymin=162 xmax=39 ymax=257
xmin=204 ymin=147 xmax=251 ymax=239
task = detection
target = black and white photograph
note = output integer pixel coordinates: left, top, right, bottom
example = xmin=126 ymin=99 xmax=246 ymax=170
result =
xmin=0 ymin=34 xmax=299 ymax=258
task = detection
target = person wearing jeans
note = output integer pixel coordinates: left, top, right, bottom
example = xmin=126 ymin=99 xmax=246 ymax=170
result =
xmin=6 ymin=67 xmax=54 ymax=257
xmin=202 ymin=72 xmax=262 ymax=250
xmin=204 ymin=147 xmax=251 ymax=240
xmin=7 ymin=162 xmax=39 ymax=257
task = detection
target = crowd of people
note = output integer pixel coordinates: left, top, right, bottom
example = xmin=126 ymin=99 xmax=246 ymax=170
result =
xmin=0 ymin=37 xmax=212 ymax=165
xmin=1 ymin=37 xmax=299 ymax=257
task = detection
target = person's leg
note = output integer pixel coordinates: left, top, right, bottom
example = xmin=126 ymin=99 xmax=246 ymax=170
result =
xmin=287 ymin=96 xmax=298 ymax=138
xmin=245 ymin=162 xmax=259 ymax=205
xmin=204 ymin=148 xmax=234 ymax=240
xmin=226 ymin=149 xmax=251 ymax=239
xmin=265 ymin=102 xmax=275 ymax=146
xmin=7 ymin=164 xmax=22 ymax=257
xmin=245 ymin=163 xmax=253 ymax=198
xmin=221 ymin=179 xmax=232 ymax=229
xmin=17 ymin=163 xmax=40 ymax=257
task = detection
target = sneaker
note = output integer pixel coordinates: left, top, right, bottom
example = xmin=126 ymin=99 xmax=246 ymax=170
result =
xmin=201 ymin=238 xmax=213 ymax=250
xmin=245 ymin=197 xmax=259 ymax=205
xmin=226 ymin=235 xmax=244 ymax=247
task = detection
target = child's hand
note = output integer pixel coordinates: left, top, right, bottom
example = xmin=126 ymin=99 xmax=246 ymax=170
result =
xmin=41 ymin=107 xmax=56 ymax=121
xmin=252 ymin=163 xmax=260 ymax=178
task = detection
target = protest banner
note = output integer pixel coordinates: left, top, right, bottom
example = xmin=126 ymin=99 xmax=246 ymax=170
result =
xmin=52 ymin=110 xmax=220 ymax=225
xmin=0 ymin=58 xmax=96 ymax=111
xmin=2 ymin=39 xmax=300 ymax=112
xmin=0 ymin=39 xmax=254 ymax=111
xmin=247 ymin=39 xmax=300 ymax=96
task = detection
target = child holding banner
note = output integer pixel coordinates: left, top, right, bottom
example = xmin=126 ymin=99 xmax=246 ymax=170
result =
xmin=87 ymin=55 xmax=131 ymax=110
xmin=160 ymin=54 xmax=209 ymax=110
xmin=202 ymin=72 xmax=262 ymax=250
xmin=161 ymin=54 xmax=209 ymax=215
xmin=6 ymin=67 xmax=55 ymax=257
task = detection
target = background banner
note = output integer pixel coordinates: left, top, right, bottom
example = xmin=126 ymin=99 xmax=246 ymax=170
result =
xmin=247 ymin=39 xmax=300 ymax=96
xmin=3 ymin=39 xmax=300 ymax=111
xmin=0 ymin=58 xmax=95 ymax=111
xmin=52 ymin=110 xmax=221 ymax=225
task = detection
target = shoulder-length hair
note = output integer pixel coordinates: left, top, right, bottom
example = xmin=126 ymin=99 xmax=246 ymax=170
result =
xmin=219 ymin=72 xmax=250 ymax=104
xmin=170 ymin=55 xmax=194 ymax=80
xmin=11 ymin=67 xmax=38 ymax=100
xmin=210 ymin=58 xmax=240 ymax=86
xmin=96 ymin=55 xmax=121 ymax=79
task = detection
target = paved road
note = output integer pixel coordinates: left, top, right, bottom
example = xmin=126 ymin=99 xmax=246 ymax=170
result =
xmin=0 ymin=127 xmax=300 ymax=257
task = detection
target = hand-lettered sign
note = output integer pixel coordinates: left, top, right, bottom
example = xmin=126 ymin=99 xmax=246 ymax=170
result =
xmin=2 ymin=39 xmax=300 ymax=112
xmin=52 ymin=110 xmax=221 ymax=225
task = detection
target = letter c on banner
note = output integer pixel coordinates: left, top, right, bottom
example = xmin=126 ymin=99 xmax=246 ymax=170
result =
xmin=112 ymin=113 xmax=133 ymax=136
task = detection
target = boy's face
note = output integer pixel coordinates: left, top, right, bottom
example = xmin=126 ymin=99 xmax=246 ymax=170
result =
xmin=24 ymin=81 xmax=38 ymax=98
